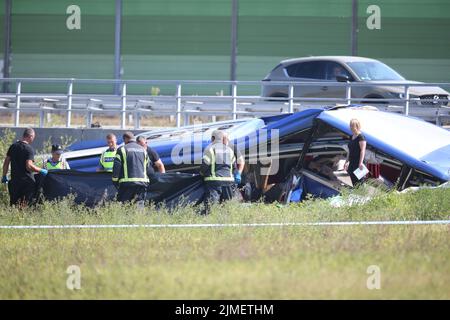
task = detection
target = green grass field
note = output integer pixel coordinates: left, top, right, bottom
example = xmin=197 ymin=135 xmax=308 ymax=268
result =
xmin=0 ymin=187 xmax=449 ymax=299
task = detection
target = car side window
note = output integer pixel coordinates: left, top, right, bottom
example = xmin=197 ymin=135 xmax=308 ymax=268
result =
xmin=285 ymin=63 xmax=300 ymax=77
xmin=285 ymin=61 xmax=326 ymax=80
xmin=325 ymin=62 xmax=353 ymax=81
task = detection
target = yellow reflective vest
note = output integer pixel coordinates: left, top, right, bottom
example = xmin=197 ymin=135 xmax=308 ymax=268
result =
xmin=200 ymin=143 xmax=236 ymax=182
xmin=44 ymin=158 xmax=70 ymax=170
xmin=99 ymin=148 xmax=117 ymax=172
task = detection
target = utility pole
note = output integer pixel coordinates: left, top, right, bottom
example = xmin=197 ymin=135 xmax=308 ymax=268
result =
xmin=2 ymin=0 xmax=12 ymax=93
xmin=230 ymin=0 xmax=238 ymax=89
xmin=114 ymin=0 xmax=122 ymax=95
xmin=351 ymin=0 xmax=358 ymax=56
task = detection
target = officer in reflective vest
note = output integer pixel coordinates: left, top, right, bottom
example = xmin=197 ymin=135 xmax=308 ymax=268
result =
xmin=199 ymin=130 xmax=244 ymax=215
xmin=97 ymin=133 xmax=117 ymax=172
xmin=43 ymin=144 xmax=70 ymax=170
xmin=112 ymin=131 xmax=150 ymax=204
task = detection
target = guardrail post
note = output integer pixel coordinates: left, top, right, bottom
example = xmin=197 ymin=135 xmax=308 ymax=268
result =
xmin=121 ymin=83 xmax=127 ymax=129
xmin=288 ymin=84 xmax=294 ymax=113
xmin=14 ymin=81 xmax=21 ymax=127
xmin=86 ymin=109 xmax=92 ymax=128
xmin=39 ymin=105 xmax=44 ymax=128
xmin=404 ymin=86 xmax=410 ymax=116
xmin=346 ymin=83 xmax=352 ymax=105
xmin=66 ymin=81 xmax=73 ymax=128
xmin=134 ymin=110 xmax=140 ymax=129
xmin=232 ymin=83 xmax=237 ymax=120
xmin=176 ymin=84 xmax=182 ymax=128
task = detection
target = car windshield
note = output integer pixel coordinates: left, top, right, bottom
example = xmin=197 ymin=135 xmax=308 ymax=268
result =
xmin=347 ymin=61 xmax=405 ymax=81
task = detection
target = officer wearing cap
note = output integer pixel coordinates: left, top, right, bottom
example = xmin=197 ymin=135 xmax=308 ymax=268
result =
xmin=112 ymin=131 xmax=151 ymax=203
xmin=199 ymin=130 xmax=244 ymax=215
xmin=43 ymin=144 xmax=70 ymax=171
xmin=97 ymin=133 xmax=118 ymax=172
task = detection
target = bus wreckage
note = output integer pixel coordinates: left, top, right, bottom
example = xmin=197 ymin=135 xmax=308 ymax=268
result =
xmin=38 ymin=106 xmax=450 ymax=207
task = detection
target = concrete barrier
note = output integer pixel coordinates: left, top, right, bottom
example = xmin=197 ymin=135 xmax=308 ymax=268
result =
xmin=0 ymin=127 xmax=153 ymax=151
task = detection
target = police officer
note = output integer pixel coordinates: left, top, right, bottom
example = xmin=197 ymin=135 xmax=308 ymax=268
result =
xmin=199 ymin=130 xmax=244 ymax=215
xmin=97 ymin=133 xmax=117 ymax=172
xmin=112 ymin=131 xmax=150 ymax=203
xmin=1 ymin=128 xmax=48 ymax=206
xmin=43 ymin=144 xmax=70 ymax=170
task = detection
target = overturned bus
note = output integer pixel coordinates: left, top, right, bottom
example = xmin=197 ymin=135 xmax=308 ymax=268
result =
xmin=41 ymin=106 xmax=450 ymax=207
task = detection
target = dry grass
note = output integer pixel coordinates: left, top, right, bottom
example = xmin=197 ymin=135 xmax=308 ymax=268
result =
xmin=0 ymin=113 xmax=232 ymax=129
xmin=0 ymin=224 xmax=448 ymax=299
xmin=0 ymin=188 xmax=449 ymax=299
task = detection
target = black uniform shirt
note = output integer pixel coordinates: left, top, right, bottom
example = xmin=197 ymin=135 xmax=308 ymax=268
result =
xmin=146 ymin=146 xmax=160 ymax=165
xmin=348 ymin=134 xmax=366 ymax=167
xmin=145 ymin=146 xmax=161 ymax=174
xmin=6 ymin=140 xmax=35 ymax=181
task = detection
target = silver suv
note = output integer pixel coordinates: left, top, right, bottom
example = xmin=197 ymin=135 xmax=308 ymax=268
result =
xmin=261 ymin=56 xmax=449 ymax=106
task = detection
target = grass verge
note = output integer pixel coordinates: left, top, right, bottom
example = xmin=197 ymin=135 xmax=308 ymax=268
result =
xmin=0 ymin=187 xmax=448 ymax=299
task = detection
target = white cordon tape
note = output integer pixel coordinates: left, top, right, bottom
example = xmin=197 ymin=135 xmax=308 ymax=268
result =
xmin=0 ymin=220 xmax=449 ymax=230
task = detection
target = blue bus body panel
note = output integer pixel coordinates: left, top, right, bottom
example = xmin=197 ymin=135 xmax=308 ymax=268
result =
xmin=318 ymin=108 xmax=450 ymax=181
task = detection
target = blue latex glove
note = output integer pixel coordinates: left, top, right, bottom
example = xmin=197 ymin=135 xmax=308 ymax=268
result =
xmin=40 ymin=169 xmax=48 ymax=176
xmin=234 ymin=171 xmax=241 ymax=185
xmin=1 ymin=176 xmax=8 ymax=184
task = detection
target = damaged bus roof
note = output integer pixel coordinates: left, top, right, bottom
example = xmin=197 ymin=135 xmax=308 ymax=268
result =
xmin=316 ymin=107 xmax=450 ymax=181
xmin=65 ymin=106 xmax=450 ymax=182
xmin=42 ymin=106 xmax=450 ymax=207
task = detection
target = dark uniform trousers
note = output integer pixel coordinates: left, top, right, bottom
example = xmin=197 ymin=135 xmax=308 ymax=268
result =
xmin=8 ymin=177 xmax=36 ymax=206
xmin=117 ymin=184 xmax=147 ymax=203
xmin=201 ymin=181 xmax=235 ymax=215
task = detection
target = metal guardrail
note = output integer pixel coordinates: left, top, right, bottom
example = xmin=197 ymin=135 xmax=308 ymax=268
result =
xmin=0 ymin=78 xmax=449 ymax=129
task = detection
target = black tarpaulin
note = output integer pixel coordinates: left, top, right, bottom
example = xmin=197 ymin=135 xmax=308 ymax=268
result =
xmin=37 ymin=170 xmax=205 ymax=208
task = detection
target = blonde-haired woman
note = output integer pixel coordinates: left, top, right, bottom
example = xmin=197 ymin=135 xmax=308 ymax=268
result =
xmin=344 ymin=118 xmax=367 ymax=186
